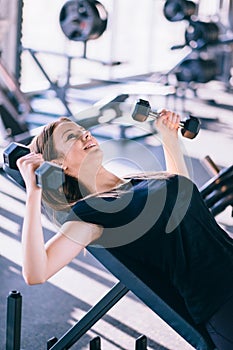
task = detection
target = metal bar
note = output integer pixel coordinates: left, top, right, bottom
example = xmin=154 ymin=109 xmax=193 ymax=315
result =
xmin=26 ymin=48 xmax=73 ymax=116
xmin=15 ymin=0 xmax=24 ymax=81
xmin=49 ymin=282 xmax=128 ymax=350
xmin=202 ymin=155 xmax=220 ymax=176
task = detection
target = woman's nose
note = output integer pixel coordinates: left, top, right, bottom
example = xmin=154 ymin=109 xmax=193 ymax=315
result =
xmin=81 ymin=129 xmax=91 ymax=140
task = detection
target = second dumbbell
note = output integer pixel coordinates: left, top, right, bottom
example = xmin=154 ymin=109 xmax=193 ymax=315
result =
xmin=3 ymin=142 xmax=65 ymax=191
xmin=132 ymin=99 xmax=201 ymax=139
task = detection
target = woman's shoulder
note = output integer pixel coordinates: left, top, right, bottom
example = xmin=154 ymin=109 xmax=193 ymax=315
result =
xmin=124 ymin=171 xmax=193 ymax=184
xmin=68 ymin=172 xmax=195 ymax=212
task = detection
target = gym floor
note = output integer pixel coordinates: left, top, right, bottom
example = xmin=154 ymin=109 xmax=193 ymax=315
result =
xmin=0 ymin=1 xmax=233 ymax=349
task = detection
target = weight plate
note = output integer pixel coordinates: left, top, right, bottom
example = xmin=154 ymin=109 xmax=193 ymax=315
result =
xmin=59 ymin=0 xmax=107 ymax=41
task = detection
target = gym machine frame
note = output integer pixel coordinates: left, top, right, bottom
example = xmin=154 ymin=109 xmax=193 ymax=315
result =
xmin=46 ymin=245 xmax=216 ymax=350
xmin=0 ymin=56 xmax=31 ymax=139
xmin=22 ymin=43 xmax=123 ymax=118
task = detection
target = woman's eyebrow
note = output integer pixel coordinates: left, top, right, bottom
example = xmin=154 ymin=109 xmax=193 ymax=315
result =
xmin=62 ymin=127 xmax=86 ymax=138
xmin=62 ymin=129 xmax=73 ymax=138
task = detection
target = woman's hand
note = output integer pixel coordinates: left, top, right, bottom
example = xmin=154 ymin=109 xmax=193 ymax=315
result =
xmin=154 ymin=109 xmax=181 ymax=141
xmin=17 ymin=152 xmax=44 ymax=193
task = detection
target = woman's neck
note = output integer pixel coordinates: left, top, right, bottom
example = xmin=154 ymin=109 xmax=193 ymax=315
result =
xmin=81 ymin=166 xmax=124 ymax=194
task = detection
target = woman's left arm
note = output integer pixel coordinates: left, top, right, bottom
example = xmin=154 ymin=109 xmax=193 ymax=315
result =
xmin=155 ymin=109 xmax=190 ymax=178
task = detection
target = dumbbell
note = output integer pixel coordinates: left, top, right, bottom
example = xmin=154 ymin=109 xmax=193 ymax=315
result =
xmin=132 ymin=99 xmax=201 ymax=139
xmin=3 ymin=142 xmax=65 ymax=190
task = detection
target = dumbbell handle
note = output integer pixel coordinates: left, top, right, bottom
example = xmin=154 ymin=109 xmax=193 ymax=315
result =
xmin=146 ymin=110 xmax=186 ymax=129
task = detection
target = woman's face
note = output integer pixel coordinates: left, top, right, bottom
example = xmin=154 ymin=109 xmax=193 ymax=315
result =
xmin=52 ymin=121 xmax=103 ymax=177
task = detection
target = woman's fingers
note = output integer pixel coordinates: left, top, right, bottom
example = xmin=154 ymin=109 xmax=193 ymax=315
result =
xmin=154 ymin=109 xmax=181 ymax=140
xmin=167 ymin=111 xmax=180 ymax=130
xmin=156 ymin=109 xmax=180 ymax=129
xmin=16 ymin=153 xmax=44 ymax=191
xmin=17 ymin=152 xmax=44 ymax=170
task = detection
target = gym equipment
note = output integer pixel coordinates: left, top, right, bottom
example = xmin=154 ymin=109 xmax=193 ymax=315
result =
xmin=135 ymin=335 xmax=147 ymax=350
xmin=175 ymin=58 xmax=218 ymax=83
xmin=185 ymin=20 xmax=220 ymax=49
xmin=45 ymin=245 xmax=215 ymax=350
xmin=161 ymin=0 xmax=233 ymax=90
xmin=131 ymin=99 xmax=201 ymax=139
xmin=6 ymin=290 xmax=22 ymax=350
xmin=59 ymin=0 xmax=108 ymax=42
xmin=76 ymin=93 xmax=129 ymax=130
xmin=47 ymin=334 xmax=148 ymax=349
xmin=0 ymin=58 xmax=31 ymax=139
xmin=35 ymin=162 xmax=65 ymax=191
xmin=24 ymin=46 xmax=122 ymax=117
xmin=3 ymin=142 xmax=65 ymax=191
xmin=89 ymin=336 xmax=101 ymax=350
xmin=201 ymin=156 xmax=233 ymax=217
xmin=163 ymin=0 xmax=196 ymax=22
xmin=47 ymin=337 xmax=58 ymax=350
xmin=229 ymin=0 xmax=233 ymax=32
xmin=3 ymin=142 xmax=30 ymax=170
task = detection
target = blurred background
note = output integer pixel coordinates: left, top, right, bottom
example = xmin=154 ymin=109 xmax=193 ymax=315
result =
xmin=0 ymin=0 xmax=233 ymax=349
xmin=0 ymin=0 xmax=233 ymax=161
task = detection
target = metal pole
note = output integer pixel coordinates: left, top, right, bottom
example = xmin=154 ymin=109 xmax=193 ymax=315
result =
xmin=135 ymin=335 xmax=147 ymax=350
xmin=6 ymin=290 xmax=22 ymax=350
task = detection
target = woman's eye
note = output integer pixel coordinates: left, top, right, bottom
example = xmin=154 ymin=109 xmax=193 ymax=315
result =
xmin=66 ymin=133 xmax=76 ymax=141
xmin=66 ymin=128 xmax=86 ymax=141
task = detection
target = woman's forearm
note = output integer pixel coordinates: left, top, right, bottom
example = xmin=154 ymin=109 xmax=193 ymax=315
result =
xmin=154 ymin=109 xmax=190 ymax=178
xmin=21 ymin=190 xmax=48 ymax=284
xmin=162 ymin=136 xmax=189 ymax=178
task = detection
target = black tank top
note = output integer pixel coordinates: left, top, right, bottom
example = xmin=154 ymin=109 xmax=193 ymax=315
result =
xmin=65 ymin=174 xmax=233 ymax=324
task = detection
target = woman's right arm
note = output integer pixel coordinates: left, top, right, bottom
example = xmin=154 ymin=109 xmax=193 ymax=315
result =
xmin=17 ymin=154 xmax=102 ymax=285
xmin=155 ymin=110 xmax=190 ymax=178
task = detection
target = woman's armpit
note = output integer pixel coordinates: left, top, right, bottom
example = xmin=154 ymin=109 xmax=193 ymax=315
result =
xmin=59 ymin=220 xmax=103 ymax=246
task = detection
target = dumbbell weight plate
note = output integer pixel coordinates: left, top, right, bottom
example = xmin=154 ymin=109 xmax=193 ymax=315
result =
xmin=3 ymin=142 xmax=30 ymax=170
xmin=59 ymin=0 xmax=108 ymax=42
xmin=180 ymin=116 xmax=201 ymax=139
xmin=163 ymin=0 xmax=196 ymax=22
xmin=35 ymin=162 xmax=65 ymax=191
xmin=3 ymin=142 xmax=66 ymax=191
xmin=132 ymin=99 xmax=152 ymax=122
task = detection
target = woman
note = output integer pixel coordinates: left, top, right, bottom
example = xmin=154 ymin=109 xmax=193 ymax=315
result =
xmin=17 ymin=109 xmax=233 ymax=350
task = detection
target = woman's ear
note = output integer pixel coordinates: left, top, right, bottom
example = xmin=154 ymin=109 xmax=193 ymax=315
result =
xmin=50 ymin=159 xmax=63 ymax=167
xmin=50 ymin=159 xmax=68 ymax=172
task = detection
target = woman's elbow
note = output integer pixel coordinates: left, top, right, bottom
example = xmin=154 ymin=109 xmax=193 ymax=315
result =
xmin=22 ymin=270 xmax=47 ymax=285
